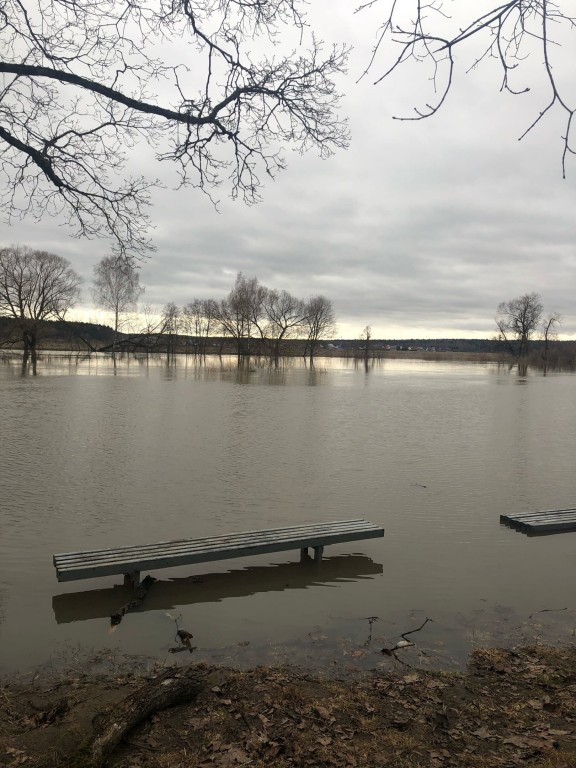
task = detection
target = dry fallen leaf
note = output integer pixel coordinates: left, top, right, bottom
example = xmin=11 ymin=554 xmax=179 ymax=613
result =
xmin=503 ymin=735 xmax=551 ymax=750
xmin=471 ymin=727 xmax=492 ymax=740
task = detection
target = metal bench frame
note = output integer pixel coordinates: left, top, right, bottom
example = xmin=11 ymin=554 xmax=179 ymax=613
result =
xmin=54 ymin=519 xmax=384 ymax=586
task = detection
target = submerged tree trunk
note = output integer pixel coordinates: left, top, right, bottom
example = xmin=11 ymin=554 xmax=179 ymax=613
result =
xmin=272 ymin=337 xmax=281 ymax=367
xmin=308 ymin=339 xmax=317 ymax=363
xmin=21 ymin=348 xmax=37 ymax=375
xmin=21 ymin=324 xmax=39 ymax=374
xmin=113 ymin=307 xmax=119 ymax=355
xmin=22 ymin=326 xmax=37 ymax=355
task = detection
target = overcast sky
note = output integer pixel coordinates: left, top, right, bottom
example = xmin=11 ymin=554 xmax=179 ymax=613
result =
xmin=4 ymin=1 xmax=576 ymax=339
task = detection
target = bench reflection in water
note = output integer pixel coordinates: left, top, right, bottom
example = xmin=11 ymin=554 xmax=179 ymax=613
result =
xmin=52 ymin=554 xmax=383 ymax=624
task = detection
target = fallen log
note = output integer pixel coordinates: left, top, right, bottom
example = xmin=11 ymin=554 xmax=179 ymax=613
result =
xmin=73 ymin=665 xmax=217 ymax=768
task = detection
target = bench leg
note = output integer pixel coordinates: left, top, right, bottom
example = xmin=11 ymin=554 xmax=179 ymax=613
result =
xmin=301 ymin=547 xmax=324 ymax=563
xmin=124 ymin=571 xmax=140 ymax=588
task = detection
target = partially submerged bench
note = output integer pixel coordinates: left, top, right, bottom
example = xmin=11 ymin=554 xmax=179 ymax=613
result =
xmin=53 ymin=519 xmax=384 ymax=586
xmin=500 ymin=509 xmax=576 ymax=536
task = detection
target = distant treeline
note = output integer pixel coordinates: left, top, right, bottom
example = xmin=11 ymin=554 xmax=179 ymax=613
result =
xmin=1 ymin=316 xmax=575 ymax=369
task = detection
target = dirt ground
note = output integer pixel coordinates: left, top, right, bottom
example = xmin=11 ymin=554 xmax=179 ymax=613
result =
xmin=2 ymin=645 xmax=576 ymax=768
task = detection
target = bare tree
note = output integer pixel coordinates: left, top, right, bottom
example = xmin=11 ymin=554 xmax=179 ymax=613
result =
xmin=0 ymin=245 xmax=81 ymax=358
xmin=0 ymin=1 xmax=349 ymax=258
xmin=263 ymin=289 xmax=306 ymax=364
xmin=182 ymin=298 xmax=220 ymax=355
xmin=126 ymin=302 xmax=166 ymax=357
xmin=92 ymin=256 xmax=143 ymax=353
xmin=541 ymin=311 xmax=561 ymax=371
xmin=216 ymin=273 xmax=268 ymax=363
xmin=161 ymin=302 xmax=181 ymax=359
xmin=360 ymin=324 xmax=372 ymax=362
xmin=496 ymin=292 xmax=544 ymax=359
xmin=303 ymin=295 xmax=337 ymax=361
xmin=359 ymin=1 xmax=576 ymax=175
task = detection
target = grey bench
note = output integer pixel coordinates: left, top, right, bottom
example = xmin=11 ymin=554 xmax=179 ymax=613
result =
xmin=500 ymin=509 xmax=576 ymax=535
xmin=53 ymin=519 xmax=384 ymax=586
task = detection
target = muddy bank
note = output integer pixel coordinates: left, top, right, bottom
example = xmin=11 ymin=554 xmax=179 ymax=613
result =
xmin=2 ymin=645 xmax=576 ymax=767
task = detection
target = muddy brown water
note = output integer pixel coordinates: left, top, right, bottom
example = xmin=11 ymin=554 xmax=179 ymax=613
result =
xmin=1 ymin=353 xmax=575 ymax=675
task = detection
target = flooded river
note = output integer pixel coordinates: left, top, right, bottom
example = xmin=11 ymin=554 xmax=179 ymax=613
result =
xmin=1 ymin=353 xmax=575 ymax=675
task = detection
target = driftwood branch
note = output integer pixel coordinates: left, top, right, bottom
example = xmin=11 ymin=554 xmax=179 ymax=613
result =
xmin=168 ymin=613 xmax=196 ymax=654
xmin=74 ymin=665 xmax=217 ymax=768
xmin=381 ymin=616 xmax=433 ymax=658
xmin=399 ymin=616 xmax=433 ymax=641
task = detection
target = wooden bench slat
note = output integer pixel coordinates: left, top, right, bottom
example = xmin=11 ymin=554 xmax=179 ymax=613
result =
xmin=503 ymin=510 xmax=576 ymax=526
xmin=56 ymin=533 xmax=382 ymax=581
xmin=55 ymin=525 xmax=382 ymax=569
xmin=55 ymin=532 xmax=377 ymax=572
xmin=54 ymin=540 xmax=384 ymax=580
xmin=500 ymin=509 xmax=576 ymax=535
xmin=54 ymin=522 xmax=380 ymax=568
xmin=524 ymin=523 xmax=576 ymax=532
xmin=54 ymin=520 xmax=372 ymax=562
xmin=522 ymin=517 xmax=576 ymax=530
xmin=501 ymin=509 xmax=576 ymax=523
xmin=522 ymin=515 xmax=576 ymax=525
xmin=507 ymin=518 xmax=576 ymax=533
xmin=54 ymin=520 xmax=385 ymax=582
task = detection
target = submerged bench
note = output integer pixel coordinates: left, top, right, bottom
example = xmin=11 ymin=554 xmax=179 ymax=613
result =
xmin=501 ymin=509 xmax=576 ymax=536
xmin=53 ymin=519 xmax=384 ymax=586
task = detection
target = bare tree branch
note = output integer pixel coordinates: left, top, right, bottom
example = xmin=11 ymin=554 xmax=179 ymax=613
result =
xmin=0 ymin=0 xmax=350 ymax=258
xmin=357 ymin=0 xmax=576 ymax=175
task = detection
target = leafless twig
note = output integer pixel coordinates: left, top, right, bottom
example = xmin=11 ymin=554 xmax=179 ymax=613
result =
xmin=381 ymin=616 xmax=433 ymax=658
xmin=357 ymin=1 xmax=576 ymax=175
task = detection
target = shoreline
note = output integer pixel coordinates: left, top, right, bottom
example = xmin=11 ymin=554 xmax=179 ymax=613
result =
xmin=2 ymin=644 xmax=576 ymax=767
